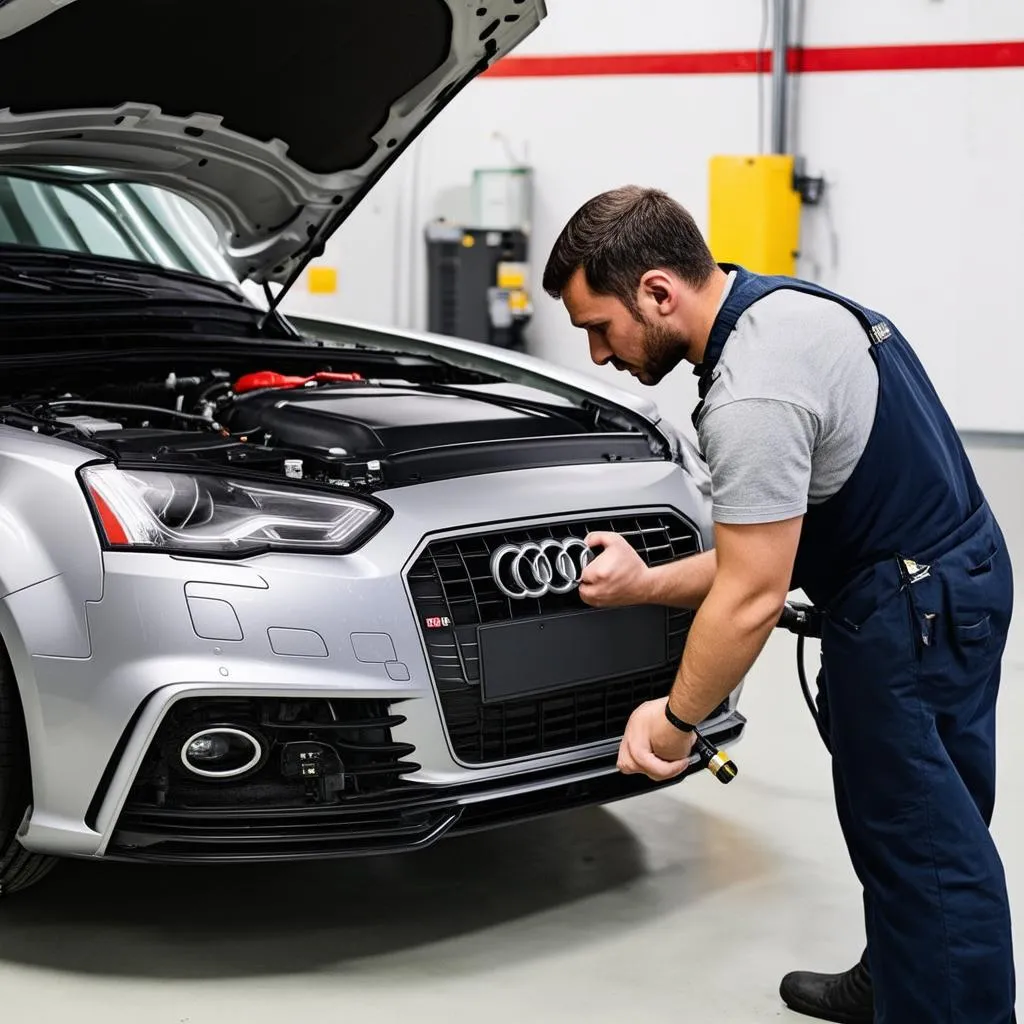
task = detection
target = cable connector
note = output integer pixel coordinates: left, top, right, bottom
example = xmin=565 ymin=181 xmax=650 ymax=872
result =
xmin=777 ymin=601 xmax=823 ymax=638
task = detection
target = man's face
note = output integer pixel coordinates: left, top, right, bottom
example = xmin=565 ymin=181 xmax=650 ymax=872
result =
xmin=561 ymin=268 xmax=688 ymax=386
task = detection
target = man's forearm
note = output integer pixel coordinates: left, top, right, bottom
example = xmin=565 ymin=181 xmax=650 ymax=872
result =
xmin=642 ymin=550 xmax=717 ymax=608
xmin=665 ymin=580 xmax=783 ymax=725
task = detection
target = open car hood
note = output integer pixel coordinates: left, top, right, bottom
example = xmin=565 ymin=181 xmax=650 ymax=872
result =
xmin=0 ymin=0 xmax=545 ymax=286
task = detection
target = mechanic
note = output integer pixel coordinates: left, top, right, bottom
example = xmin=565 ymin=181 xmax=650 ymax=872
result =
xmin=542 ymin=185 xmax=1016 ymax=1024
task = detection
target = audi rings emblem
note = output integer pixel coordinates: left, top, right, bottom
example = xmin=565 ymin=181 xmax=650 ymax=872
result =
xmin=490 ymin=537 xmax=595 ymax=600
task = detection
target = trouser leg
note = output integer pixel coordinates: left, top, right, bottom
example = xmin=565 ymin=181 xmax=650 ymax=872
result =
xmin=820 ymin=533 xmax=1015 ymax=1023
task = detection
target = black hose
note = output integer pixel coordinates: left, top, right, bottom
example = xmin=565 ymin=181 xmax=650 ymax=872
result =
xmin=45 ymin=399 xmax=217 ymax=427
xmin=195 ymin=381 xmax=231 ymax=408
xmin=777 ymin=603 xmax=832 ymax=752
xmin=796 ymin=632 xmax=832 ymax=753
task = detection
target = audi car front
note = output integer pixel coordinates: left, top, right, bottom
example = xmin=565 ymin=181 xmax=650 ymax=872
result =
xmin=0 ymin=0 xmax=746 ymax=895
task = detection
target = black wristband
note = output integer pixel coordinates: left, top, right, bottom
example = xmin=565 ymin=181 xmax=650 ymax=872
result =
xmin=665 ymin=702 xmax=696 ymax=733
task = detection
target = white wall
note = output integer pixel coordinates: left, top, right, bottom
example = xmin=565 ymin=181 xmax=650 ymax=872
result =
xmin=280 ymin=0 xmax=1024 ymax=437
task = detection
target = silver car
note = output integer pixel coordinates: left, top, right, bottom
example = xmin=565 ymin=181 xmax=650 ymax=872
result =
xmin=0 ymin=0 xmax=745 ymax=895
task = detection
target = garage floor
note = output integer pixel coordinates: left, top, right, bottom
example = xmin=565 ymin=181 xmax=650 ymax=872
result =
xmin=1 ymin=442 xmax=1021 ymax=1024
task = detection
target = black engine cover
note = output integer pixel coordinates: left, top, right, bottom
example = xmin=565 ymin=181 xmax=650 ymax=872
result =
xmin=225 ymin=385 xmax=585 ymax=457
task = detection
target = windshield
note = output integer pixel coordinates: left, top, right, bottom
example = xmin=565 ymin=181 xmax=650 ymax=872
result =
xmin=0 ymin=168 xmax=240 ymax=284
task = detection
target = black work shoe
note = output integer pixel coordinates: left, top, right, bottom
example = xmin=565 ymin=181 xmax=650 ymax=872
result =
xmin=779 ymin=957 xmax=874 ymax=1023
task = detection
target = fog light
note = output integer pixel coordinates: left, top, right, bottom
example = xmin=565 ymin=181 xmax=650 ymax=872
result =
xmin=181 ymin=728 xmax=263 ymax=779
xmin=186 ymin=735 xmax=231 ymax=762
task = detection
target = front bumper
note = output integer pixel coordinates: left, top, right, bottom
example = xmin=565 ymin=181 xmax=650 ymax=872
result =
xmin=6 ymin=460 xmax=739 ymax=862
xmin=107 ymin=717 xmax=746 ymax=863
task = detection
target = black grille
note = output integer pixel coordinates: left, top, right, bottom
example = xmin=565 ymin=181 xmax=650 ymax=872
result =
xmin=114 ymin=803 xmax=457 ymax=861
xmin=407 ymin=512 xmax=703 ymax=763
xmin=116 ymin=697 xmax=419 ymax=822
xmin=112 ymin=696 xmax=440 ymax=860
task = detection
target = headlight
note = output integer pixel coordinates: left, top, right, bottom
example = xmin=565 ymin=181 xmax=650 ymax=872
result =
xmin=81 ymin=465 xmax=385 ymax=556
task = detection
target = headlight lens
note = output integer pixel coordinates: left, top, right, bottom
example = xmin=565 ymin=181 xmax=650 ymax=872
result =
xmin=81 ymin=465 xmax=383 ymax=555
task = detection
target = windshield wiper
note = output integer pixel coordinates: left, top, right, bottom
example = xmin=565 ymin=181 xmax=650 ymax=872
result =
xmin=0 ymin=247 xmax=304 ymax=338
xmin=0 ymin=267 xmax=52 ymax=293
xmin=0 ymin=260 xmax=162 ymax=298
xmin=0 ymin=244 xmax=252 ymax=303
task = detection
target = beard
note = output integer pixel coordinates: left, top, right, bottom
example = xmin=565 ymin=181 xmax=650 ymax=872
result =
xmin=631 ymin=316 xmax=689 ymax=385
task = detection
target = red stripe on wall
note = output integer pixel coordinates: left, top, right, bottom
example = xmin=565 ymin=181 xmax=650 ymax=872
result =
xmin=484 ymin=50 xmax=764 ymax=77
xmin=483 ymin=40 xmax=1024 ymax=78
xmin=794 ymin=40 xmax=1024 ymax=73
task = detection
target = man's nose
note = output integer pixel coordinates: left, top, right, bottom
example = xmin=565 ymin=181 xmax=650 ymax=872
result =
xmin=589 ymin=334 xmax=612 ymax=365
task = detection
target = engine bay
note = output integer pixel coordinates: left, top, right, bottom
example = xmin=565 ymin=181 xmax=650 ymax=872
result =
xmin=0 ymin=351 xmax=661 ymax=491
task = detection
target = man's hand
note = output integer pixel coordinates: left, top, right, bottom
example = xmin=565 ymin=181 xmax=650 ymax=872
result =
xmin=617 ymin=697 xmax=696 ymax=781
xmin=579 ymin=531 xmax=650 ymax=607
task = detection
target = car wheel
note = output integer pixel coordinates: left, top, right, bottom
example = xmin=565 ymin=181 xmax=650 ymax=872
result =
xmin=0 ymin=646 xmax=57 ymax=897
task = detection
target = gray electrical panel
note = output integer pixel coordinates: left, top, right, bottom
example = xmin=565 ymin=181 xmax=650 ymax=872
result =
xmin=425 ymin=223 xmax=531 ymax=350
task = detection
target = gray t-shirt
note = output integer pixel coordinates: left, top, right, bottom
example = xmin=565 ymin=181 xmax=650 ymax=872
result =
xmin=696 ymin=273 xmax=879 ymax=525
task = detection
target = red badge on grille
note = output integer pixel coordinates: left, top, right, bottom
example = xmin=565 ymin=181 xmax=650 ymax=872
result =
xmin=425 ymin=616 xmax=451 ymax=630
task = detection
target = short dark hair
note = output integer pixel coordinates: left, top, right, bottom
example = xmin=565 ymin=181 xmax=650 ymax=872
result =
xmin=542 ymin=186 xmax=717 ymax=315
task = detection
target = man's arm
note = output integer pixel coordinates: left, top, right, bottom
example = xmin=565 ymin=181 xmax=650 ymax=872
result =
xmin=580 ymin=532 xmax=717 ymax=609
xmin=661 ymin=515 xmax=802 ymax=730
xmin=647 ymin=549 xmax=717 ymax=608
xmin=615 ymin=515 xmax=802 ymax=779
xmin=611 ymin=384 xmax=817 ymax=778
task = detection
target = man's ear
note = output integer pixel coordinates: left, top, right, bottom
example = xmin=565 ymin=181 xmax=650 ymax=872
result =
xmin=638 ymin=269 xmax=678 ymax=316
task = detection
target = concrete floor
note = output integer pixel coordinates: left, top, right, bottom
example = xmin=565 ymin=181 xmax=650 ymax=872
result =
xmin=1 ymin=442 xmax=1021 ymax=1023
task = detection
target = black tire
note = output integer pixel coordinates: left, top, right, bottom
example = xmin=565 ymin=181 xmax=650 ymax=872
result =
xmin=0 ymin=645 xmax=58 ymax=897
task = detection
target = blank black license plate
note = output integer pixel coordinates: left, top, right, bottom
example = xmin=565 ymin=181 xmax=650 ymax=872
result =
xmin=478 ymin=605 xmax=669 ymax=703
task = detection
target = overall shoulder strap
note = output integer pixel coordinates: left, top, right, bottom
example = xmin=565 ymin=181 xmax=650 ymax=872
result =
xmin=699 ymin=266 xmax=891 ymax=381
xmin=693 ymin=265 xmax=894 ymax=429
xmin=704 ymin=266 xmax=775 ymax=362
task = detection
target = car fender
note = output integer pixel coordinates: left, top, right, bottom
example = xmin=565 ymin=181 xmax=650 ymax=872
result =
xmin=0 ymin=428 xmax=103 ymax=656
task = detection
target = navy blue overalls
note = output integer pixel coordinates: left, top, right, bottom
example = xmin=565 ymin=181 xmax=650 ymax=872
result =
xmin=695 ymin=265 xmax=1016 ymax=1022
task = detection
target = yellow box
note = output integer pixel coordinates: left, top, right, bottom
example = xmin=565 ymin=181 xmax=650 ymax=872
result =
xmin=708 ymin=154 xmax=801 ymax=276
xmin=497 ymin=261 xmax=527 ymax=289
xmin=307 ymin=266 xmax=338 ymax=294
